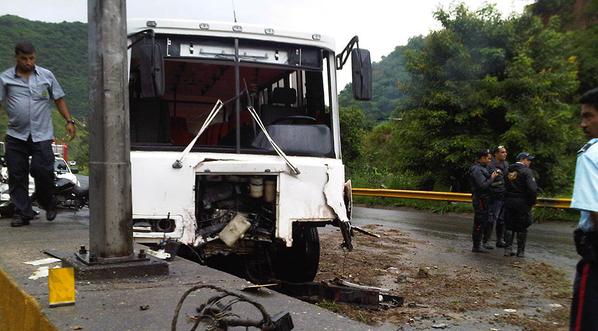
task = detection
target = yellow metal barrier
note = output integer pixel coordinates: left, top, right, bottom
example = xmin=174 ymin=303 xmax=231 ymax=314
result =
xmin=0 ymin=267 xmax=57 ymax=331
xmin=352 ymin=188 xmax=572 ymax=209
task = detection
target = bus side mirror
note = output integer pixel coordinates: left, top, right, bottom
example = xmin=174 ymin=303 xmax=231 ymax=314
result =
xmin=351 ymin=49 xmax=372 ymax=101
xmin=0 ymin=142 xmax=4 ymax=157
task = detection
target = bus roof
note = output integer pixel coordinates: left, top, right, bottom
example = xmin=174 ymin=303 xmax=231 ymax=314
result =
xmin=127 ymin=19 xmax=335 ymax=51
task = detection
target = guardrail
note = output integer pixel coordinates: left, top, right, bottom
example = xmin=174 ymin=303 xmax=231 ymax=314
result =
xmin=351 ymin=188 xmax=572 ymax=209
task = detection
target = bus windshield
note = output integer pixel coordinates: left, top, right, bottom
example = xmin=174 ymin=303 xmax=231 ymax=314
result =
xmin=129 ymin=35 xmax=335 ymax=158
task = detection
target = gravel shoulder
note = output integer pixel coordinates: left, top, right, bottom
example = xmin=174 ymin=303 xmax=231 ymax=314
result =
xmin=315 ymin=207 xmax=574 ymax=330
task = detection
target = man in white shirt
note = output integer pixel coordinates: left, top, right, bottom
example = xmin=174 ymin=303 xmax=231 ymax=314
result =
xmin=569 ymin=87 xmax=598 ymax=331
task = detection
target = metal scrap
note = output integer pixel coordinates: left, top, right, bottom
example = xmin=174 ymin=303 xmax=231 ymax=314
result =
xmin=277 ymin=279 xmax=403 ymax=309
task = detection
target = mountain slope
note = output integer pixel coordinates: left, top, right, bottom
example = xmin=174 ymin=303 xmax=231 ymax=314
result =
xmin=338 ymin=37 xmax=423 ymax=122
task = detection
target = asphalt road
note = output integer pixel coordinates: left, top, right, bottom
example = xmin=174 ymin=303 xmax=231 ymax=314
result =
xmin=0 ymin=208 xmax=379 ymax=331
xmin=351 ymin=205 xmax=579 ymax=279
xmin=7 ymin=203 xmax=575 ymax=330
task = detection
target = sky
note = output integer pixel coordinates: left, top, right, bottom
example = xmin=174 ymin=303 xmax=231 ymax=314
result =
xmin=0 ymin=0 xmax=534 ymax=87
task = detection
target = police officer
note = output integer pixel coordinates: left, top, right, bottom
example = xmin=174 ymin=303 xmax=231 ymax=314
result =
xmin=503 ymin=152 xmax=537 ymax=257
xmin=486 ymin=145 xmax=508 ymax=248
xmin=569 ymin=87 xmax=598 ymax=330
xmin=469 ymin=149 xmax=499 ymax=253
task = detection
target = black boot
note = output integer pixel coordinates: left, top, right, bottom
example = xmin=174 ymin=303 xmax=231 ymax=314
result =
xmin=504 ymin=230 xmax=515 ymax=256
xmin=516 ymin=232 xmax=527 ymax=257
xmin=10 ymin=215 xmax=32 ymax=227
xmin=472 ymin=224 xmax=484 ymax=253
xmin=482 ymin=222 xmax=494 ymax=249
xmin=496 ymin=222 xmax=506 ymax=247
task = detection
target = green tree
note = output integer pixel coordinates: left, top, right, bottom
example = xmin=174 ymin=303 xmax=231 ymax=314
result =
xmin=338 ymin=38 xmax=423 ymax=122
xmin=391 ymin=4 xmax=580 ymax=193
xmin=339 ymin=107 xmax=369 ymax=169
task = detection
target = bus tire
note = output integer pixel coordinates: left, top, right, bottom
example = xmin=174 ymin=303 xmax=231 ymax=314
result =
xmin=273 ymin=225 xmax=320 ymax=282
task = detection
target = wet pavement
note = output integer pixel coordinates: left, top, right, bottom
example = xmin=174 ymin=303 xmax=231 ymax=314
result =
xmin=347 ymin=206 xmax=578 ymax=330
xmin=352 ymin=206 xmax=579 ymax=279
xmin=1 ymin=204 xmax=578 ymax=330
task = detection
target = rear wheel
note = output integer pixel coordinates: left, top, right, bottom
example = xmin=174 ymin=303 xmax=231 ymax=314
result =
xmin=273 ymin=225 xmax=320 ymax=282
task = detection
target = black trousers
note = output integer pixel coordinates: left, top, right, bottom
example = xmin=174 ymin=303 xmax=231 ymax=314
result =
xmin=5 ymin=135 xmax=55 ymax=218
xmin=472 ymin=196 xmax=489 ymax=248
xmin=570 ymin=259 xmax=598 ymax=331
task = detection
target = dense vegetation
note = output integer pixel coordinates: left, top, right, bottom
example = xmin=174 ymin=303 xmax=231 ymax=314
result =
xmin=340 ymin=1 xmax=597 ymax=196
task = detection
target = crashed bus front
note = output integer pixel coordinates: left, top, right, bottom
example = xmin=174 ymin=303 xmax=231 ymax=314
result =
xmin=127 ymin=19 xmax=371 ymax=282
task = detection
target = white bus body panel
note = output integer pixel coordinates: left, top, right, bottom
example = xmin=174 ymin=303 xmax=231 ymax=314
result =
xmin=131 ymin=151 xmax=348 ymax=246
xmin=127 ymin=19 xmax=335 ymax=52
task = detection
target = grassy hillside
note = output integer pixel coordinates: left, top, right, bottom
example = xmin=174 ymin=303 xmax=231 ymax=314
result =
xmin=0 ymin=15 xmax=88 ymax=119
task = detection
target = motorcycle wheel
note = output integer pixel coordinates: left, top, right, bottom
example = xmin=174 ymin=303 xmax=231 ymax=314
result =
xmin=0 ymin=202 xmax=15 ymax=218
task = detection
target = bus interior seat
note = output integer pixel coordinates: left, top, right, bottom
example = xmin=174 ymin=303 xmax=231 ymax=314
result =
xmin=260 ymin=87 xmax=305 ymax=125
xmin=171 ymin=116 xmax=195 ymax=145
xmin=251 ymin=124 xmax=333 ymax=157
xmin=199 ymin=122 xmax=230 ymax=145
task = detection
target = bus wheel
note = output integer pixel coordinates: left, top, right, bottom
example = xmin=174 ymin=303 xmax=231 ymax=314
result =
xmin=273 ymin=225 xmax=320 ymax=282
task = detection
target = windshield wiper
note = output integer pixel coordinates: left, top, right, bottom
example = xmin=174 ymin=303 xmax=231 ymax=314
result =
xmin=246 ymin=106 xmax=300 ymax=175
xmin=172 ymin=99 xmax=224 ymax=168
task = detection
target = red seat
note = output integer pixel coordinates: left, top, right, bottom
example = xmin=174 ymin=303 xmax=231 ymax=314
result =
xmin=171 ymin=117 xmax=194 ymax=145
xmin=199 ymin=122 xmax=229 ymax=145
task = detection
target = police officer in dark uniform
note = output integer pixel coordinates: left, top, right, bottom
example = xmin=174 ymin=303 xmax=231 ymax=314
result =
xmin=469 ymin=149 xmax=499 ymax=253
xmin=503 ymin=152 xmax=537 ymax=257
xmin=486 ymin=146 xmax=509 ymax=248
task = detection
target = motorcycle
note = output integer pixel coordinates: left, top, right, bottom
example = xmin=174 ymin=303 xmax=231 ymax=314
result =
xmin=52 ymin=159 xmax=89 ymax=210
xmin=0 ymin=156 xmax=89 ymax=217
xmin=53 ymin=174 xmax=89 ymax=210
xmin=0 ymin=157 xmax=15 ymax=217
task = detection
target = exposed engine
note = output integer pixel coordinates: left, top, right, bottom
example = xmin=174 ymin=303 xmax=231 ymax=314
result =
xmin=195 ymin=175 xmax=278 ymax=253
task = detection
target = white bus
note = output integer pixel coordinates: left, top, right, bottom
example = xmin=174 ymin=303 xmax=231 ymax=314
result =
xmin=127 ymin=19 xmax=371 ymax=282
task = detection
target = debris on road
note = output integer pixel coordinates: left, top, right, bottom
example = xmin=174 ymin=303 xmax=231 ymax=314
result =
xmin=316 ymin=221 xmax=571 ymax=329
xmin=277 ymin=279 xmax=403 ymax=308
xmin=416 ymin=267 xmax=430 ymax=278
xmin=28 ymin=266 xmax=50 ymax=280
xmin=24 ymin=257 xmax=61 ymax=266
xmin=145 ymin=248 xmax=170 ymax=260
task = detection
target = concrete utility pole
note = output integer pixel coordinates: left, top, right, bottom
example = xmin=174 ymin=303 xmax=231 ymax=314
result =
xmin=88 ymin=0 xmax=133 ymax=260
xmin=56 ymin=0 xmax=166 ymax=279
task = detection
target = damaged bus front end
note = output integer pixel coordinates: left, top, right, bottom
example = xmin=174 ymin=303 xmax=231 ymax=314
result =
xmin=127 ymin=19 xmax=371 ymax=282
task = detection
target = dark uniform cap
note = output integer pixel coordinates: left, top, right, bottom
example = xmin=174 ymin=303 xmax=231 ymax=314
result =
xmin=476 ymin=149 xmax=491 ymax=159
xmin=516 ymin=152 xmax=535 ymax=161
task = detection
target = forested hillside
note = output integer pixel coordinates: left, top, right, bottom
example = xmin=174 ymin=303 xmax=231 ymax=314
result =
xmin=0 ymin=15 xmax=87 ymax=118
xmin=338 ymin=42 xmax=418 ymax=122
xmin=340 ymin=0 xmax=598 ymax=122
xmin=340 ymin=1 xmax=598 ymax=196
